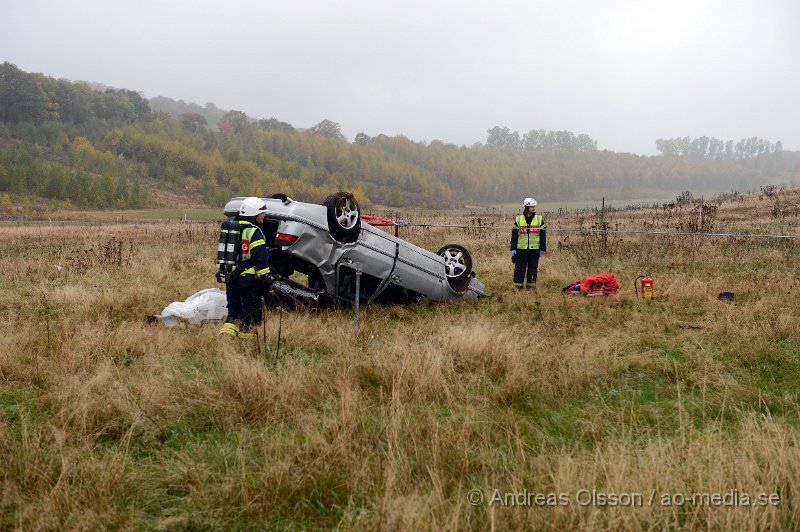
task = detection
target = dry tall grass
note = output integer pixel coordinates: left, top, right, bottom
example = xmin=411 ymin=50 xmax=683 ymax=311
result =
xmin=1 ymin=188 xmax=799 ymax=529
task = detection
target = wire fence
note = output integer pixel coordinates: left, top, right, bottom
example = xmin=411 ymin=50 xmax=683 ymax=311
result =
xmin=390 ymin=222 xmax=800 ymax=240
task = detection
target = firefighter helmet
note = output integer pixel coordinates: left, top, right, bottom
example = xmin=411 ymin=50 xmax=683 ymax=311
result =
xmin=239 ymin=197 xmax=267 ymax=217
xmin=523 ymin=197 xmax=537 ymax=208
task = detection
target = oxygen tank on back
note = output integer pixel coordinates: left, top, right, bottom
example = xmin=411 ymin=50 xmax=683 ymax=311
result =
xmin=216 ymin=217 xmax=241 ymax=283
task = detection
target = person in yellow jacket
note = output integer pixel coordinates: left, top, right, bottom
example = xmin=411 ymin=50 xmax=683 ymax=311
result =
xmin=219 ymin=197 xmax=272 ymax=338
xmin=510 ymin=197 xmax=546 ymax=289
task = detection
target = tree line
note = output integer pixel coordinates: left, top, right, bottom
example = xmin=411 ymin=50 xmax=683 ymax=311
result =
xmin=484 ymin=126 xmax=598 ymax=152
xmin=0 ymin=62 xmax=796 ymax=211
xmin=0 ymin=62 xmax=151 ymax=125
xmin=655 ymin=136 xmax=782 ymax=160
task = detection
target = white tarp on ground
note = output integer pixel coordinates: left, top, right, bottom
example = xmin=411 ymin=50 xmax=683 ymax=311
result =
xmin=158 ymin=288 xmax=227 ymax=327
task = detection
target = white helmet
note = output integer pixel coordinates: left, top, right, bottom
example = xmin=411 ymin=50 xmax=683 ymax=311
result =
xmin=239 ymin=197 xmax=267 ymax=217
xmin=523 ymin=197 xmax=537 ymax=208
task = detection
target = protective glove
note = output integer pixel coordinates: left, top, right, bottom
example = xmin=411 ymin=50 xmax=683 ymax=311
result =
xmin=511 ymin=250 xmax=517 ymax=263
xmin=540 ymin=250 xmax=545 ymax=255
xmin=258 ymin=275 xmax=274 ymax=292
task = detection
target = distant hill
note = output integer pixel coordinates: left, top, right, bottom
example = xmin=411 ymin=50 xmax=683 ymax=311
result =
xmin=148 ymin=97 xmax=231 ymax=126
xmin=1 ymin=62 xmax=798 ymax=214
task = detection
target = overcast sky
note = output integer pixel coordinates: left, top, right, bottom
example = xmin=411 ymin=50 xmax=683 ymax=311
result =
xmin=3 ymin=0 xmax=798 ymax=154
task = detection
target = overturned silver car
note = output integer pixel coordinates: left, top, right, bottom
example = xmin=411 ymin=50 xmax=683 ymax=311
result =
xmin=222 ymin=192 xmax=486 ymax=306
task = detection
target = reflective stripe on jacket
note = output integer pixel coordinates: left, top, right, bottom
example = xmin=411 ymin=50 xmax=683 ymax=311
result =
xmin=514 ymin=214 xmax=545 ymax=250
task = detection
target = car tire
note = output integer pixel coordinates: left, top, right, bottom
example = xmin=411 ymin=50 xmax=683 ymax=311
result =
xmin=268 ymin=192 xmax=289 ymax=202
xmin=323 ymin=192 xmax=361 ymax=243
xmin=436 ymin=244 xmax=473 ymax=293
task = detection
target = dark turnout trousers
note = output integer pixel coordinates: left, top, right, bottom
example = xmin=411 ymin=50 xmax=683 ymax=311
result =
xmin=225 ymin=280 xmax=264 ymax=330
xmin=513 ymin=249 xmax=540 ymax=288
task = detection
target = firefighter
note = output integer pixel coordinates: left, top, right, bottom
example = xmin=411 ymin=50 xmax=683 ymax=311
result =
xmin=219 ymin=197 xmax=272 ymax=338
xmin=510 ymin=197 xmax=546 ymax=289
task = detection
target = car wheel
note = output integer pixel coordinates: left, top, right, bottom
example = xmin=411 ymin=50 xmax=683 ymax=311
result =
xmin=323 ymin=192 xmax=361 ymax=243
xmin=436 ymin=244 xmax=473 ymax=292
xmin=268 ymin=192 xmax=289 ymax=202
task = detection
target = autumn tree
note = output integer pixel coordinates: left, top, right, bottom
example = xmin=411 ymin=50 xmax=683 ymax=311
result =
xmin=655 ymin=135 xmax=781 ymax=160
xmin=53 ymin=80 xmax=93 ymax=123
xmin=0 ymin=62 xmax=46 ymax=123
xmin=487 ymin=126 xmax=521 ymax=149
xmin=216 ymin=110 xmax=250 ymax=140
xmin=308 ymin=119 xmax=345 ymax=140
xmin=179 ymin=111 xmax=208 ymax=133
xmin=354 ymin=132 xmax=371 ymax=146
xmin=258 ymin=117 xmax=294 ymax=132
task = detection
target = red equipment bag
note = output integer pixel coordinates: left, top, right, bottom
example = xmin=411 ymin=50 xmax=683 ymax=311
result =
xmin=564 ymin=273 xmax=620 ymax=296
xmin=581 ymin=273 xmax=620 ymax=294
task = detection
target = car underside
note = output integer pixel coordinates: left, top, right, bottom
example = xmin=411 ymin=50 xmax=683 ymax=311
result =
xmin=221 ymin=192 xmax=487 ymax=309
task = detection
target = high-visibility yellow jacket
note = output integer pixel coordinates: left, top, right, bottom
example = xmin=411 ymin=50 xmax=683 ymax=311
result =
xmin=237 ymin=220 xmax=271 ymax=279
xmin=511 ymin=214 xmax=547 ymax=250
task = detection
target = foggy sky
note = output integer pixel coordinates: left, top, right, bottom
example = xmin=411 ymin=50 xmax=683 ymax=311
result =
xmin=3 ymin=0 xmax=799 ymax=154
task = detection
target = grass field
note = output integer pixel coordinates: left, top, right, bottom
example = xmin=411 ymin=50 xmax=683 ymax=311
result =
xmin=1 ymin=187 xmax=799 ymax=529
